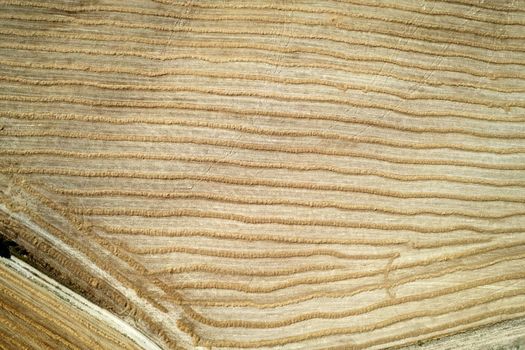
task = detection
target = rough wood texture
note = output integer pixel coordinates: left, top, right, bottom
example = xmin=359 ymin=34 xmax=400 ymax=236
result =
xmin=0 ymin=0 xmax=525 ymax=349
xmin=0 ymin=256 xmax=161 ymax=350
xmin=406 ymin=317 xmax=525 ymax=350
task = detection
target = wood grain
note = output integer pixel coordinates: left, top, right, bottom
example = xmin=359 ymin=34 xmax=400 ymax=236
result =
xmin=0 ymin=0 xmax=524 ymax=348
xmin=0 ymin=256 xmax=161 ymax=350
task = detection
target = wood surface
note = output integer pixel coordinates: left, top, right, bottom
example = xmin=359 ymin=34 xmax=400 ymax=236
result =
xmin=0 ymin=256 xmax=161 ymax=350
xmin=0 ymin=0 xmax=525 ymax=349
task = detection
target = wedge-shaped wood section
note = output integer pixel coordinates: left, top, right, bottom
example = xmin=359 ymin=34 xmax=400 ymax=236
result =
xmin=0 ymin=0 xmax=525 ymax=348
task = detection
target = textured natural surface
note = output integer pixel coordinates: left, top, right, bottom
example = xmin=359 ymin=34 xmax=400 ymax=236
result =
xmin=1 ymin=0 xmax=525 ymax=349
xmin=0 ymin=256 xmax=161 ymax=350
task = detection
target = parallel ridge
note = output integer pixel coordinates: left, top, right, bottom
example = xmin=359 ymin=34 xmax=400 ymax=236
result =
xmin=0 ymin=257 xmax=150 ymax=350
xmin=0 ymin=0 xmax=524 ymax=349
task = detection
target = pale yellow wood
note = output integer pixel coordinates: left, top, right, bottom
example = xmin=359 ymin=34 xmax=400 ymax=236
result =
xmin=0 ymin=257 xmax=162 ymax=350
xmin=0 ymin=0 xmax=524 ymax=349
xmin=406 ymin=316 xmax=525 ymax=349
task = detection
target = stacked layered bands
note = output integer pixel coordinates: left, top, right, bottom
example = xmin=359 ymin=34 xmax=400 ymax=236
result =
xmin=0 ymin=257 xmax=161 ymax=350
xmin=0 ymin=0 xmax=525 ymax=349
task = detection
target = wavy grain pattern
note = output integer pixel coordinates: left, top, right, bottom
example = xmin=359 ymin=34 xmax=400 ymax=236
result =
xmin=0 ymin=0 xmax=524 ymax=349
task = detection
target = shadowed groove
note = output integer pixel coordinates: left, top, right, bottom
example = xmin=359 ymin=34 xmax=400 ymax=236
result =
xmin=0 ymin=272 xmax=122 ymax=350
xmin=4 ymin=0 xmax=525 ymax=39
xmin=175 ymin=248 xmax=525 ymax=309
xmin=3 ymin=135 xmax=525 ymax=171
xmin=337 ymin=307 xmax=525 ymax=350
xmin=98 ymin=225 xmax=409 ymax=246
xmin=1 ymin=83 xmax=524 ymax=124
xmin=1 ymin=36 xmax=524 ymax=85
xmin=4 ymin=148 xmax=525 ymax=189
xmin=2 ymin=46 xmax=523 ymax=94
xmin=3 ymin=110 xmax=525 ymax=140
xmin=2 ymin=167 xmax=525 ymax=203
xmin=0 ymin=295 xmax=84 ymax=350
xmin=3 ymin=128 xmax=525 ymax=156
xmin=1 ymin=0 xmax=524 ymax=348
xmin=157 ymin=0 xmax=525 ymax=24
xmin=1 ymin=11 xmax=524 ymax=55
xmin=0 ymin=89 xmax=522 ymax=123
xmin=3 ymin=73 xmax=525 ymax=110
xmin=67 ymin=206 xmax=525 ymax=234
xmin=181 ymin=290 xmax=525 ymax=348
xmin=40 ymin=184 xmax=525 ymax=220
xmin=158 ymin=241 xmax=525 ymax=296
xmin=145 ymin=263 xmax=346 ymax=277
xmin=175 ymin=271 xmax=525 ymax=329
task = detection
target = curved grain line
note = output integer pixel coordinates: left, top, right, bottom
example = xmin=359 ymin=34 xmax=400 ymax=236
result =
xmin=179 ymin=271 xmax=525 ymax=329
xmin=74 ymin=207 xmax=525 ymax=234
xmin=98 ymin=225 xmax=409 ymax=246
xmin=167 ymin=240 xmax=525 ymax=294
xmin=0 ymin=19 xmax=523 ymax=80
xmin=169 ymin=273 xmax=384 ymax=294
xmin=101 ymin=225 xmax=490 ymax=249
xmin=1 ymin=81 xmax=523 ymax=126
xmin=346 ymin=307 xmax=525 ymax=350
xmin=0 ymin=266 xmax=134 ymax=350
xmin=1 ymin=60 xmax=523 ymax=106
xmin=2 ymin=74 xmax=524 ymax=110
xmin=175 ymin=246 xmax=525 ymax=308
xmin=0 ymin=307 xmax=55 ymax=350
xmin=333 ymin=0 xmax=525 ymax=25
xmin=42 ymin=185 xmax=525 ymax=220
xmin=1 ymin=40 xmax=522 ymax=99
xmin=2 ymin=40 xmax=521 ymax=94
xmin=437 ymin=0 xmax=525 ymax=12
xmin=133 ymin=1 xmax=525 ymax=49
xmin=410 ymin=237 xmax=493 ymax=249
xmin=146 ymin=263 xmax=345 ymax=277
xmin=111 ymin=240 xmax=399 ymax=261
xmin=1 ymin=180 xmax=168 ymax=312
xmin=2 ymin=130 xmax=524 ymax=171
xmin=190 ymin=289 xmax=525 ymax=347
xmin=157 ymin=0 xmax=525 ymax=25
xmin=4 ymin=108 xmax=525 ymax=141
xmin=5 ymin=0 xmax=525 ymax=40
xmin=0 ymin=291 xmax=86 ymax=350
xmin=5 ymin=147 xmax=525 ymax=188
xmin=1 ymin=12 xmax=523 ymax=55
xmin=3 ymin=128 xmax=525 ymax=156
xmin=3 ymin=167 xmax=524 ymax=203
xmin=0 ymin=90 xmax=520 ymax=124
